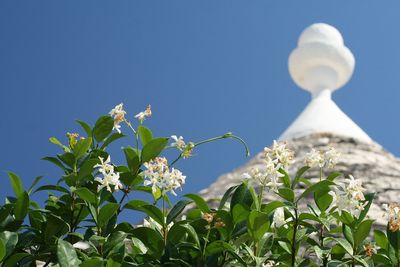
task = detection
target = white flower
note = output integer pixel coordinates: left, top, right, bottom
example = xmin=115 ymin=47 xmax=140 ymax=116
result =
xmin=264 ymin=157 xmax=284 ymax=192
xmin=272 ymin=207 xmax=286 ymax=228
xmin=305 ymin=148 xmax=324 ymax=168
xmin=170 ymin=135 xmax=186 ymax=151
xmin=329 ymin=175 xmax=366 ymax=217
xmin=134 ymin=104 xmax=152 ymax=123
xmin=94 ymin=156 xmax=122 ymax=192
xmin=143 ymin=157 xmax=186 ymax=196
xmin=324 ymin=147 xmax=340 ymax=168
xmin=305 ymin=147 xmax=340 ymax=169
xmin=94 ymin=156 xmax=114 ymax=175
xmin=264 ymin=140 xmax=294 ymax=170
xmin=345 ymin=175 xmax=365 ymax=201
xmin=109 ymin=103 xmax=127 ymax=133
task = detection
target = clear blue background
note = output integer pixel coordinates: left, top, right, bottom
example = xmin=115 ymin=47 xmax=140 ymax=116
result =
xmin=1 ymin=1 xmax=400 ymax=219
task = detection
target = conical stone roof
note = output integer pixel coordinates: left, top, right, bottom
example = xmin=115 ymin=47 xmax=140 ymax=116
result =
xmin=199 ymin=23 xmax=400 ymax=226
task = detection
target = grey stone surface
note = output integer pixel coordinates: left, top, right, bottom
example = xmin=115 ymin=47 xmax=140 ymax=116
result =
xmin=199 ymin=133 xmax=400 ymax=226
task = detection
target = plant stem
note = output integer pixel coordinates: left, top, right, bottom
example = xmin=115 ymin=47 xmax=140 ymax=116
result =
xmin=202 ymin=226 xmax=212 ymax=262
xmin=291 ymin=207 xmax=298 ymax=267
xmin=117 ymin=188 xmax=129 ymax=215
xmin=162 ymin=197 xmax=168 ymax=245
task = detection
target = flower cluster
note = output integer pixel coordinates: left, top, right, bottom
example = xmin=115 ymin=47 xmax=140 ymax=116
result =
xmin=264 ymin=140 xmax=294 ymax=170
xmin=94 ymin=156 xmax=122 ymax=192
xmin=201 ymin=212 xmax=225 ymax=228
xmin=143 ymin=157 xmax=186 ymax=196
xmin=329 ymin=175 xmax=366 ymax=217
xmin=66 ymin=132 xmax=80 ymax=148
xmin=135 ymin=104 xmax=152 ymax=123
xmin=171 ymin=135 xmax=186 ymax=151
xmin=305 ymin=146 xmax=340 ymax=169
xmin=170 ymin=135 xmax=195 ymax=159
xmin=109 ymin=103 xmax=127 ymax=133
xmin=382 ymin=203 xmax=400 ymax=232
xmin=243 ymin=141 xmax=292 ymax=192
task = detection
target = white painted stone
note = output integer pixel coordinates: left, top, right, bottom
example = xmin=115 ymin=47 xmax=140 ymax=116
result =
xmin=281 ymin=23 xmax=371 ymax=142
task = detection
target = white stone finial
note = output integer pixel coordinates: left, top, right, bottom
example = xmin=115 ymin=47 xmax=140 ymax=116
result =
xmin=288 ymin=23 xmax=355 ymax=97
xmin=280 ymin=23 xmax=372 ymax=143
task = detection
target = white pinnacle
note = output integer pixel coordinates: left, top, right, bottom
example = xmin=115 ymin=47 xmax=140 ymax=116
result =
xmin=279 ymin=23 xmax=372 ymax=143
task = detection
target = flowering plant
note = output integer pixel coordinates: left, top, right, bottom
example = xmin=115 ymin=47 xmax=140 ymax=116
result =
xmin=0 ymin=104 xmax=398 ymax=267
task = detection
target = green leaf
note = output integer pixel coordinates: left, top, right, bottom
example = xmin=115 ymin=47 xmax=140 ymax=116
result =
xmin=278 ymin=188 xmax=295 ymax=202
xmin=126 ymin=203 xmax=164 ymax=226
xmin=314 ymin=188 xmax=333 ymax=212
xmin=387 ymin=223 xmax=400 ymax=254
xmin=232 ymin=203 xmax=249 ymax=223
xmin=57 ymin=239 xmax=81 ymax=267
xmin=184 ymin=194 xmax=210 ymax=213
xmin=354 ymin=219 xmax=373 ymax=247
xmin=75 ymin=188 xmax=97 ymax=205
xmin=333 ymin=237 xmax=353 ymax=255
xmin=180 ymin=223 xmax=200 ymax=248
xmin=247 ymin=210 xmax=270 ymax=241
xmin=299 ymin=213 xmax=320 ymax=223
xmin=93 ymin=115 xmax=114 ymax=143
xmin=27 ymin=176 xmax=44 ymax=195
xmin=58 ymin=152 xmax=76 ymax=168
xmin=248 ymin=186 xmax=260 ymax=211
xmin=292 ymin=166 xmax=310 ymax=189
xmin=123 ymin=147 xmax=140 ymax=174
xmin=230 ymin=182 xmax=253 ymax=213
xmin=205 ymin=240 xmax=234 ymax=256
xmin=167 ymin=199 xmax=192 ymax=224
xmin=279 ymin=168 xmax=291 ymax=188
xmin=42 ymin=157 xmax=68 ymax=171
xmin=326 ymin=171 xmax=342 ymax=181
xmin=45 ymin=214 xmax=69 ymax=244
xmin=0 ymin=239 xmax=5 ymax=262
xmin=76 ymin=120 xmax=92 ymax=136
xmin=374 ymin=230 xmax=388 ymax=249
xmin=131 ymin=227 xmax=164 ymax=258
xmin=138 ymin=125 xmax=153 ymax=146
xmin=34 ymin=185 xmax=69 ymax=194
xmin=14 ymin=191 xmax=29 ymax=220
xmin=218 ymin=184 xmax=239 ymax=210
xmin=0 ymin=231 xmax=18 ymax=259
xmin=73 ymin=137 xmax=92 ymax=160
xmin=261 ymin=200 xmax=285 ymax=215
xmin=77 ymin=158 xmax=98 ymax=180
xmin=7 ymin=172 xmax=24 ymax=197
xmin=357 ymin=193 xmax=374 ymax=222
xmin=124 ymin=199 xmax=149 ymax=210
xmin=342 ymin=224 xmax=354 ymax=247
xmin=298 ymin=180 xmax=335 ymax=202
xmin=101 ymin=132 xmax=125 ymax=149
xmin=79 ymin=258 xmax=104 ymax=267
xmin=103 ymin=231 xmax=128 ymax=254
xmin=50 ymin=137 xmax=70 ymax=152
xmin=141 ymin=137 xmax=169 ymax=163
xmin=2 ymin=252 xmax=30 ymax=267
xmin=98 ymin=203 xmax=120 ymax=228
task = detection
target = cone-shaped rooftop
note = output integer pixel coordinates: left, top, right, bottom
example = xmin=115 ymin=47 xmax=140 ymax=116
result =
xmin=280 ymin=23 xmax=371 ymax=142
xmin=200 ymin=23 xmax=399 ymax=225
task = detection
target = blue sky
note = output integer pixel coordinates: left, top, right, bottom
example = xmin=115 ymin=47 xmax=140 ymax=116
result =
xmin=2 ymin=1 xmax=400 ymax=210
